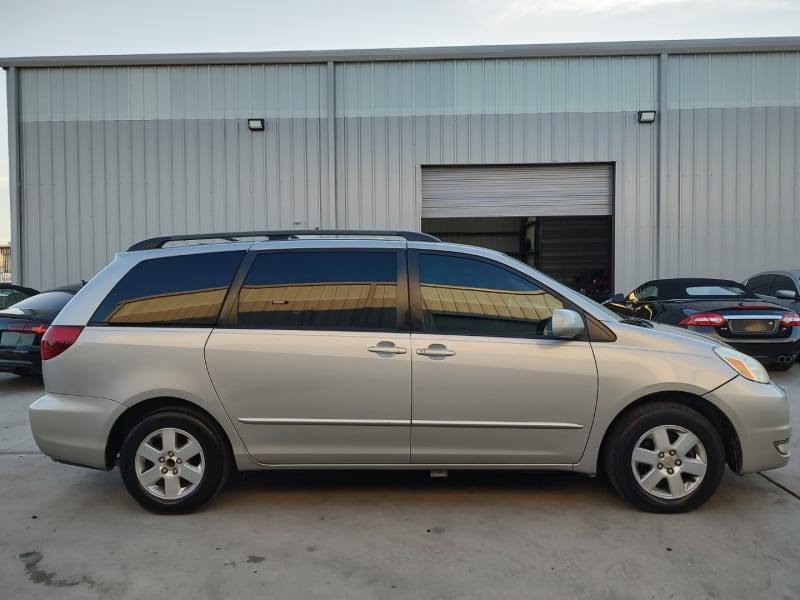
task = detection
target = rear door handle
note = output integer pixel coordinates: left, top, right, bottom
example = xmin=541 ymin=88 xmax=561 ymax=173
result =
xmin=368 ymin=343 xmax=407 ymax=355
xmin=416 ymin=346 xmax=456 ymax=357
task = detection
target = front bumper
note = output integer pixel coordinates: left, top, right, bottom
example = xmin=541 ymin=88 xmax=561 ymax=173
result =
xmin=29 ymin=393 xmax=125 ymax=470
xmin=704 ymin=376 xmax=791 ymax=474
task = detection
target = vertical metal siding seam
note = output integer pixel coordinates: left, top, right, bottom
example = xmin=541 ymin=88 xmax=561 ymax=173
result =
xmin=7 ymin=68 xmax=22 ymax=282
xmin=656 ymin=53 xmax=667 ymax=277
xmin=184 ymin=69 xmax=191 ymax=234
xmin=235 ymin=66 xmax=241 ymax=230
xmin=47 ymin=68 xmax=56 ymax=286
xmin=206 ymin=66 xmax=215 ymax=231
xmin=75 ymin=69 xmax=83 ymax=275
xmin=371 ymin=62 xmax=376 ymax=226
xmin=62 ymin=71 xmax=71 ymax=279
xmin=326 ymin=62 xmax=336 ymax=227
xmin=795 ymin=55 xmax=799 ymax=239
xmin=248 ymin=65 xmax=254 ymax=230
xmin=384 ymin=64 xmax=390 ymax=225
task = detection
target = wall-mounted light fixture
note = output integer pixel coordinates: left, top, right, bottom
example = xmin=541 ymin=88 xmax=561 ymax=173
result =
xmin=247 ymin=118 xmax=265 ymax=131
xmin=637 ymin=110 xmax=657 ymax=124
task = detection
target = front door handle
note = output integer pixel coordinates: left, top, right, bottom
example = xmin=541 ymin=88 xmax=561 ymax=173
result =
xmin=368 ymin=342 xmax=407 ymax=355
xmin=416 ymin=345 xmax=456 ymax=357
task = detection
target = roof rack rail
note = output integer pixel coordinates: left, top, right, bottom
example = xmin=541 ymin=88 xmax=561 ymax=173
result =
xmin=127 ymin=229 xmax=441 ymax=251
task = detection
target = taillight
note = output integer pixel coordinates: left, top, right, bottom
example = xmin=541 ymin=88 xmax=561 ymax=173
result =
xmin=781 ymin=312 xmax=800 ymax=327
xmin=679 ymin=313 xmax=727 ymax=327
xmin=8 ymin=322 xmax=49 ymax=336
xmin=40 ymin=326 xmax=84 ymax=360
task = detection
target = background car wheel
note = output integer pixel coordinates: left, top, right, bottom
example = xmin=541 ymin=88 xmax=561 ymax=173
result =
xmin=119 ymin=410 xmax=229 ymax=514
xmin=604 ymin=402 xmax=725 ymax=513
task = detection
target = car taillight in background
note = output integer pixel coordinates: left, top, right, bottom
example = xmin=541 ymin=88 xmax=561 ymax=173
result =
xmin=8 ymin=322 xmax=49 ymax=336
xmin=678 ymin=313 xmax=727 ymax=327
xmin=40 ymin=326 xmax=84 ymax=360
xmin=780 ymin=312 xmax=800 ymax=327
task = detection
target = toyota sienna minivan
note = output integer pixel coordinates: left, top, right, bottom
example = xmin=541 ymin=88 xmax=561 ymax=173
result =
xmin=29 ymin=231 xmax=791 ymax=513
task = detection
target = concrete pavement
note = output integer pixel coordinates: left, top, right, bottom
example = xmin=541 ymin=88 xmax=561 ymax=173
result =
xmin=1 ymin=369 xmax=798 ymax=599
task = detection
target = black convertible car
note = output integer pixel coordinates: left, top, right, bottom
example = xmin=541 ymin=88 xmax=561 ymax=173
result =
xmin=605 ymin=278 xmax=800 ymax=371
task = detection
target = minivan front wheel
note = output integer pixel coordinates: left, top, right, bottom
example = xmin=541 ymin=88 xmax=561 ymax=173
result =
xmin=119 ymin=411 xmax=228 ymax=513
xmin=605 ymin=403 xmax=725 ymax=513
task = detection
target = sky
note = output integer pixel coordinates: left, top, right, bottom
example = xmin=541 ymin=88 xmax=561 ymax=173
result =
xmin=1 ymin=0 xmax=800 ymax=247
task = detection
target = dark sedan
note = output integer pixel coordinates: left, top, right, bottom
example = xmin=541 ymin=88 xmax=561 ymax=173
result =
xmin=605 ymin=278 xmax=800 ymax=371
xmin=743 ymin=270 xmax=800 ymax=313
xmin=0 ymin=284 xmax=81 ymax=375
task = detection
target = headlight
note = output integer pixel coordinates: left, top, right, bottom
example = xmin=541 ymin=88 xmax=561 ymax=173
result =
xmin=714 ymin=346 xmax=770 ymax=384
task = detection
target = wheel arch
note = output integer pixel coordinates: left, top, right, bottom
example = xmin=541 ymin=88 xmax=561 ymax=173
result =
xmin=599 ymin=391 xmax=743 ymax=476
xmin=105 ymin=397 xmax=235 ymax=471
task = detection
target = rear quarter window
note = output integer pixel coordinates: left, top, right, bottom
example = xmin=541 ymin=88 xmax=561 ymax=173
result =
xmin=91 ymin=251 xmax=245 ymax=326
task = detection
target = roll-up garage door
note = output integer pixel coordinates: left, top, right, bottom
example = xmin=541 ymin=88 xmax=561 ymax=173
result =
xmin=421 ymin=164 xmax=612 ymax=218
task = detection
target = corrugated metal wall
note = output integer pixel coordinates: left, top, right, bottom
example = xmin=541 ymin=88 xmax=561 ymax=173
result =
xmin=17 ymin=65 xmax=330 ymax=288
xmin=13 ymin=51 xmax=800 ymax=291
xmin=334 ymin=57 xmax=658 ymax=291
xmin=661 ymin=52 xmax=800 ymax=281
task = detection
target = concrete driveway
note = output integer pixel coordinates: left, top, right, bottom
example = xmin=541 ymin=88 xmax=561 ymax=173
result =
xmin=1 ymin=370 xmax=798 ymax=600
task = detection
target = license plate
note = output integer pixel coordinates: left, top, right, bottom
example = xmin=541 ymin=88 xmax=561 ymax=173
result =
xmin=0 ymin=332 xmax=35 ymax=346
xmin=729 ymin=319 xmax=776 ymax=333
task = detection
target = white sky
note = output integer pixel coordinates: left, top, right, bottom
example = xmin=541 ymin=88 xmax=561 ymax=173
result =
xmin=1 ymin=0 xmax=799 ymax=247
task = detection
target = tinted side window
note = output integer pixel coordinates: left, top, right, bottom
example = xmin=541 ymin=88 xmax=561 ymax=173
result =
xmin=91 ymin=251 xmax=245 ymax=326
xmin=770 ymin=275 xmax=798 ymax=295
xmin=238 ymin=251 xmax=398 ymax=330
xmin=745 ymin=275 xmax=774 ymax=295
xmin=418 ymin=253 xmax=564 ymax=337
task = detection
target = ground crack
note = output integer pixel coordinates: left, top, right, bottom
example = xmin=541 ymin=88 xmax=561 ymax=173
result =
xmin=758 ymin=472 xmax=800 ymax=502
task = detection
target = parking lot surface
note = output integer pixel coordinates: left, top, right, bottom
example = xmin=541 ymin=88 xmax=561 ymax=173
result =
xmin=1 ymin=369 xmax=798 ymax=600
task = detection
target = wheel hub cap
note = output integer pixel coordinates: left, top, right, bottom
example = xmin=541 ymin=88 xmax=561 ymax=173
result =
xmin=134 ymin=428 xmax=205 ymax=500
xmin=631 ymin=424 xmax=708 ymax=500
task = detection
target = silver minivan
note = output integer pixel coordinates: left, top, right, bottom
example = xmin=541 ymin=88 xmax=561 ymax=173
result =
xmin=29 ymin=231 xmax=791 ymax=513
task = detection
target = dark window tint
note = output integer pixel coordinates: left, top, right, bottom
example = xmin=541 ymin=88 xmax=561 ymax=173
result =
xmin=92 ymin=251 xmax=245 ymax=326
xmin=418 ymin=253 xmax=564 ymax=337
xmin=238 ymin=251 xmax=398 ymax=330
xmin=745 ymin=275 xmax=774 ymax=295
xmin=5 ymin=291 xmax=73 ymax=313
xmin=770 ymin=275 xmax=798 ymax=296
xmin=0 ymin=290 xmax=21 ymax=309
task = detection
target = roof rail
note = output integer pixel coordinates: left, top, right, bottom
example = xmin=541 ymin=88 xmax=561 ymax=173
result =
xmin=127 ymin=229 xmax=441 ymax=251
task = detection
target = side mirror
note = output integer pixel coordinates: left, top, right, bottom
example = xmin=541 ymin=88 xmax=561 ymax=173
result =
xmin=776 ymin=289 xmax=798 ymax=300
xmin=611 ymin=293 xmax=626 ymax=303
xmin=551 ymin=309 xmax=585 ymax=339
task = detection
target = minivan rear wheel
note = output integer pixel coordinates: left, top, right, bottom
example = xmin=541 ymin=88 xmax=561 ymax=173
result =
xmin=605 ymin=402 xmax=725 ymax=513
xmin=119 ymin=410 xmax=228 ymax=513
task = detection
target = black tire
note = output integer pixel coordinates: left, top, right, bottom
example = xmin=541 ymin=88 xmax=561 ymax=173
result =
xmin=604 ymin=402 xmax=725 ymax=513
xmin=119 ymin=410 xmax=230 ymax=514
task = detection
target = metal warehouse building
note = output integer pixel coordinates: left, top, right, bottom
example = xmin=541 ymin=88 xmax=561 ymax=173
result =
xmin=3 ymin=37 xmax=800 ymax=292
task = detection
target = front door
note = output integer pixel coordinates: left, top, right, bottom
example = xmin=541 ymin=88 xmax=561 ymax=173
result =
xmin=409 ymin=250 xmax=598 ymax=465
xmin=205 ymin=247 xmax=411 ymax=464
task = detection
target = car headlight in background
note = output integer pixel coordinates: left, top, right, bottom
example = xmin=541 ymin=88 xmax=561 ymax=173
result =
xmin=714 ymin=346 xmax=770 ymax=384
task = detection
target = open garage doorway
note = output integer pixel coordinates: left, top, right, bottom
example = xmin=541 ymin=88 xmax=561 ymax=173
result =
xmin=420 ymin=163 xmax=614 ymax=300
xmin=421 ymin=215 xmax=613 ymax=301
